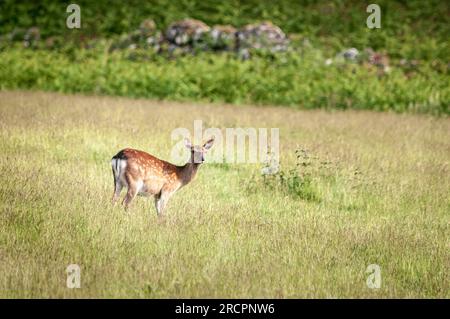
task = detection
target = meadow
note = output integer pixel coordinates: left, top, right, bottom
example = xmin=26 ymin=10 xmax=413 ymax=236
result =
xmin=0 ymin=90 xmax=448 ymax=298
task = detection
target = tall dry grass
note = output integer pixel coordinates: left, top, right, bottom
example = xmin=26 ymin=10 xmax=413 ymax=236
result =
xmin=0 ymin=91 xmax=448 ymax=298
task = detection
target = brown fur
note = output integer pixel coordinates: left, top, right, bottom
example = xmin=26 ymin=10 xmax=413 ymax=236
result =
xmin=111 ymin=139 xmax=213 ymax=216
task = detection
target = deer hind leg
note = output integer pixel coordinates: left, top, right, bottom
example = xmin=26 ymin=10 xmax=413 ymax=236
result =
xmin=122 ymin=174 xmax=138 ymax=210
xmin=112 ymin=183 xmax=123 ymax=205
xmin=111 ymin=161 xmax=124 ymax=205
xmin=123 ymin=187 xmax=137 ymax=210
xmin=111 ymin=171 xmax=123 ymax=205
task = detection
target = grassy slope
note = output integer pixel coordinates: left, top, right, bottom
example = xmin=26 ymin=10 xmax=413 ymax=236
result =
xmin=0 ymin=91 xmax=448 ymax=298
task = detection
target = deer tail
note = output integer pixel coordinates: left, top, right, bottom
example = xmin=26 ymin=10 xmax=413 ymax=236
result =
xmin=111 ymin=150 xmax=127 ymax=184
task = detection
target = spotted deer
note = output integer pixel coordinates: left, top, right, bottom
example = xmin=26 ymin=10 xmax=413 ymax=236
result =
xmin=111 ymin=138 xmax=214 ymax=216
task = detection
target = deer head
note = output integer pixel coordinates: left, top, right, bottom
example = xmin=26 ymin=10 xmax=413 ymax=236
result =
xmin=184 ymin=137 xmax=215 ymax=164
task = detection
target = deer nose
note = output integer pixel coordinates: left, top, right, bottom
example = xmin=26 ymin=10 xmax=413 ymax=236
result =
xmin=194 ymin=153 xmax=204 ymax=163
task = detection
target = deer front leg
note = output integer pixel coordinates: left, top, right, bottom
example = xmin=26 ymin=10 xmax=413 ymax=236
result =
xmin=154 ymin=193 xmax=162 ymax=216
xmin=154 ymin=190 xmax=172 ymax=216
xmin=123 ymin=187 xmax=137 ymax=210
xmin=154 ymin=192 xmax=166 ymax=216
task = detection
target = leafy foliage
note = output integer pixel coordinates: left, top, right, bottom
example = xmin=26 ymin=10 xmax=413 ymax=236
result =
xmin=1 ymin=0 xmax=449 ymax=58
xmin=0 ymin=47 xmax=448 ymax=114
xmin=0 ymin=0 xmax=448 ymax=114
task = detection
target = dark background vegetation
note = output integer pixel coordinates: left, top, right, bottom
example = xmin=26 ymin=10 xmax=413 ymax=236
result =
xmin=0 ymin=0 xmax=449 ymax=113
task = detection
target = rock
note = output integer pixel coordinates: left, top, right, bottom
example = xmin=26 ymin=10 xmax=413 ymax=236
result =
xmin=236 ymin=21 xmax=289 ymax=52
xmin=399 ymin=58 xmax=420 ymax=78
xmin=399 ymin=58 xmax=419 ymax=69
xmin=209 ymin=25 xmax=236 ymax=50
xmin=325 ymin=58 xmax=333 ymax=66
xmin=110 ymin=18 xmax=293 ymax=57
xmin=110 ymin=19 xmax=162 ymax=52
xmin=110 ymin=30 xmax=140 ymax=51
xmin=25 ymin=27 xmax=40 ymax=40
xmin=365 ymin=48 xmax=387 ymax=64
xmin=364 ymin=48 xmax=390 ymax=73
xmin=237 ymin=48 xmax=251 ymax=60
xmin=339 ymin=48 xmax=359 ymax=61
xmin=44 ymin=36 xmax=63 ymax=49
xmin=165 ymin=18 xmax=210 ymax=46
xmin=139 ymin=19 xmax=156 ymax=37
xmin=167 ymin=43 xmax=191 ymax=57
xmin=23 ymin=27 xmax=40 ymax=48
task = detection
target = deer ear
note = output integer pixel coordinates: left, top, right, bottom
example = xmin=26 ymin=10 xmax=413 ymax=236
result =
xmin=184 ymin=138 xmax=192 ymax=149
xmin=203 ymin=138 xmax=214 ymax=150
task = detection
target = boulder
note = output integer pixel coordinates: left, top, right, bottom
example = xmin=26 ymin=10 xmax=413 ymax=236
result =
xmin=236 ymin=21 xmax=289 ymax=52
xmin=7 ymin=27 xmax=41 ymax=48
xmin=209 ymin=25 xmax=237 ymax=50
xmin=23 ymin=27 xmax=40 ymax=48
xmin=139 ymin=19 xmax=156 ymax=37
xmin=110 ymin=19 xmax=161 ymax=52
xmin=165 ymin=18 xmax=210 ymax=46
xmin=339 ymin=48 xmax=359 ymax=61
xmin=364 ymin=48 xmax=390 ymax=72
xmin=44 ymin=36 xmax=63 ymax=49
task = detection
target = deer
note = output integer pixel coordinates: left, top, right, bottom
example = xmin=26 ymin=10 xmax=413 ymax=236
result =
xmin=110 ymin=138 xmax=214 ymax=216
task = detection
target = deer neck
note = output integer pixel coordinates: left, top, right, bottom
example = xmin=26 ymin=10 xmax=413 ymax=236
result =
xmin=179 ymin=162 xmax=200 ymax=186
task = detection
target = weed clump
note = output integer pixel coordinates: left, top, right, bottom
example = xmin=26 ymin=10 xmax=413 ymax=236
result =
xmin=246 ymin=148 xmax=337 ymax=202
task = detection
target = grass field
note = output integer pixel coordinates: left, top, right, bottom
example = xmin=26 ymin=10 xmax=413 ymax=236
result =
xmin=0 ymin=90 xmax=448 ymax=298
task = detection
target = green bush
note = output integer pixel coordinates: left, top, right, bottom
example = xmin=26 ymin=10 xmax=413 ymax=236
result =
xmin=0 ymin=1 xmax=448 ymax=114
xmin=246 ymin=149 xmax=334 ymax=202
xmin=0 ymin=47 xmax=448 ymax=114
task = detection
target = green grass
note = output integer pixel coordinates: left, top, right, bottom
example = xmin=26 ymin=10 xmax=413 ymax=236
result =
xmin=0 ymin=91 xmax=448 ymax=298
xmin=0 ymin=48 xmax=448 ymax=114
